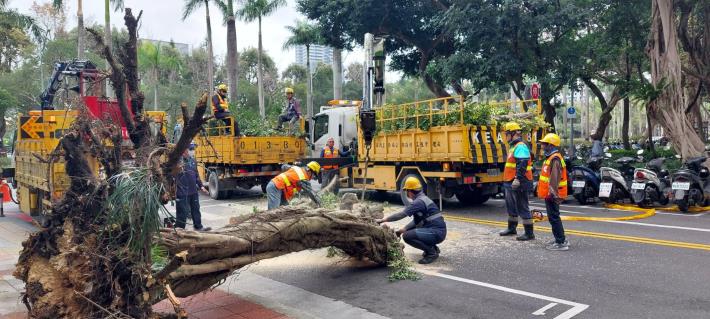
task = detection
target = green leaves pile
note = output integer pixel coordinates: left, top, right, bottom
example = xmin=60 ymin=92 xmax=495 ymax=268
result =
xmin=376 ymin=101 xmax=548 ymax=134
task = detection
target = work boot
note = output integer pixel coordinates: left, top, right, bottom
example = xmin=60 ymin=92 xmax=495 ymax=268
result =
xmin=499 ymin=221 xmax=518 ymax=236
xmin=516 ymin=224 xmax=535 ymax=241
xmin=422 ymin=245 xmax=441 ymax=257
xmin=195 ymin=226 xmax=212 ymax=232
xmin=418 ymin=251 xmax=439 ymax=264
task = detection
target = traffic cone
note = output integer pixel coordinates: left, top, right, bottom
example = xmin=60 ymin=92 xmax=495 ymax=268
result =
xmin=0 ymin=181 xmax=10 ymax=203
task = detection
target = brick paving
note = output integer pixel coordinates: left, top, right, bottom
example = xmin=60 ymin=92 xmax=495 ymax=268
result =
xmin=0 ymin=202 xmax=291 ymax=319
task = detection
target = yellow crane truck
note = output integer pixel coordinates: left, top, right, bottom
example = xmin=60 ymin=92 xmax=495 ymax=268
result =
xmin=13 ymin=60 xmax=166 ymax=222
xmin=307 ymin=34 xmax=544 ymax=206
xmin=193 ymin=120 xmax=307 ymax=199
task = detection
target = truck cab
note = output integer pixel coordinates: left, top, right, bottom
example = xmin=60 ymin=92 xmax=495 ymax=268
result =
xmin=310 ymin=100 xmax=360 ymax=158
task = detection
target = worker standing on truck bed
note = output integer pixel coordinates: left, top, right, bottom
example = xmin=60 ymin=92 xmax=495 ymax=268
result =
xmin=266 ymin=161 xmax=322 ymax=210
xmin=175 ymin=144 xmax=211 ymax=231
xmin=212 ymin=84 xmax=240 ymax=136
xmin=276 ymin=87 xmax=301 ymax=131
xmin=500 ymin=122 xmax=535 ymax=241
xmin=320 ymin=137 xmax=350 ymax=193
xmin=538 ymin=133 xmax=569 ymax=251
xmin=376 ymin=177 xmax=447 ymax=264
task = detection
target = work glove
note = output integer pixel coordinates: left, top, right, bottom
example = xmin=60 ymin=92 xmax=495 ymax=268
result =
xmin=395 ymin=229 xmax=405 ymax=238
xmin=511 ymin=178 xmax=521 ymax=190
xmin=374 ymin=218 xmax=385 ymax=224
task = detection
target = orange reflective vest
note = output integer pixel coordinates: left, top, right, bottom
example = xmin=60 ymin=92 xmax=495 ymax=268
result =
xmin=503 ymin=141 xmax=533 ymax=181
xmin=537 ymin=152 xmax=568 ymax=199
xmin=271 ymin=166 xmax=310 ymax=201
xmin=322 ymin=147 xmax=339 ymax=169
xmin=212 ymin=94 xmax=229 ymax=114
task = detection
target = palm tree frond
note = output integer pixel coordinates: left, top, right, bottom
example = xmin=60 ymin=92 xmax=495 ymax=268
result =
xmin=113 ymin=0 xmax=125 ymax=12
xmin=182 ymin=0 xmax=205 ymax=20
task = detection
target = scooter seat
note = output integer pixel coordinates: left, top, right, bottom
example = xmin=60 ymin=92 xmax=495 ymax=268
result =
xmin=615 ymin=157 xmax=635 ymax=164
xmin=686 ymin=156 xmax=708 ymax=166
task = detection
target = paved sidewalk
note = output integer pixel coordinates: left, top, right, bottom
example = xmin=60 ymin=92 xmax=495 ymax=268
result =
xmin=0 ymin=202 xmax=290 ymax=319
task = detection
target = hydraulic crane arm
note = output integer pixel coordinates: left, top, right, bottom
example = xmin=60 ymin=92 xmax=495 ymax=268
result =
xmin=39 ymin=60 xmax=97 ymax=109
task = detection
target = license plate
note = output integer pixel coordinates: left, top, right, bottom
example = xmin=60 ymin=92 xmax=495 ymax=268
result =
xmin=672 ymin=182 xmax=690 ymax=190
xmin=598 ymin=182 xmax=613 ymax=197
xmin=572 ymin=181 xmax=585 ymax=188
xmin=487 ymin=169 xmax=501 ymax=176
xmin=631 ymin=182 xmax=646 ymax=190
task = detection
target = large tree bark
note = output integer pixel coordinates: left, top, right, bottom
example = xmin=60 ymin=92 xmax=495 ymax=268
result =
xmin=226 ymin=4 xmax=239 ymax=103
xmin=333 ymin=48 xmax=343 ymax=99
xmin=622 ymin=97 xmax=631 ymax=149
xmin=77 ymin=0 xmax=84 ymax=59
xmin=648 ymin=0 xmax=705 ymax=159
xmin=677 ymin=0 xmax=710 ymax=95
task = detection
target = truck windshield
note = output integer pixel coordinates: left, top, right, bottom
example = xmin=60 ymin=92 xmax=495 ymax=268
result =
xmin=313 ymin=114 xmax=329 ymax=142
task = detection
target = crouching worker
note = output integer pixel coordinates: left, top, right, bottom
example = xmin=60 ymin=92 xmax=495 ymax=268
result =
xmin=266 ymin=161 xmax=322 ymax=210
xmin=375 ymin=177 xmax=447 ymax=264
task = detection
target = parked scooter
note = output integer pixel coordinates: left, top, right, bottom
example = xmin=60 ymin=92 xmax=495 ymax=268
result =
xmin=631 ymin=150 xmax=671 ymax=207
xmin=671 ymin=156 xmax=710 ymax=212
xmin=598 ymin=153 xmax=639 ymax=204
xmin=568 ymin=156 xmax=603 ymax=204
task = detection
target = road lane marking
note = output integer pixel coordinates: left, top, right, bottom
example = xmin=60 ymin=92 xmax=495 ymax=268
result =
xmin=530 ymin=205 xmax=587 ymax=215
xmin=445 ymin=215 xmax=710 ymax=251
xmin=533 ymin=303 xmax=559 ymax=316
xmin=601 ymin=220 xmax=710 ymax=232
xmin=421 ymin=270 xmax=589 ymax=319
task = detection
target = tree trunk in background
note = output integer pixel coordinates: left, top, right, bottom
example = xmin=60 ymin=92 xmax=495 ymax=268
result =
xmin=307 ymin=45 xmax=313 ymax=128
xmin=104 ymin=0 xmax=113 ymax=98
xmin=0 ymin=109 xmax=6 ymax=149
xmin=584 ymin=78 xmax=622 ymax=141
xmin=205 ymin=1 xmax=215 ymax=95
xmin=585 ymin=85 xmax=591 ymax=140
xmin=622 ymin=97 xmax=631 ymax=149
xmin=333 ymin=48 xmax=342 ymax=99
xmin=257 ymin=16 xmax=265 ymax=118
xmin=226 ymin=1 xmax=238 ymax=103
xmin=647 ymin=109 xmax=655 ymax=152
xmin=648 ymin=0 xmax=705 ymax=159
xmin=77 ymin=0 xmax=84 ymax=59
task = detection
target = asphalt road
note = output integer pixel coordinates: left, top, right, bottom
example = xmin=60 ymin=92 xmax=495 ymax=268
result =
xmin=185 ymin=187 xmax=710 ymax=319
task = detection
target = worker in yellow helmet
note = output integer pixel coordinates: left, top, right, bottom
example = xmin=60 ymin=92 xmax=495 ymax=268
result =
xmin=265 ymin=161 xmax=321 ymax=210
xmin=500 ymin=122 xmax=535 ymax=241
xmin=375 ymin=176 xmax=447 ymax=264
xmin=276 ymin=87 xmax=302 ymax=131
xmin=212 ymin=84 xmax=240 ymax=136
xmin=538 ymin=133 xmax=569 ymax=251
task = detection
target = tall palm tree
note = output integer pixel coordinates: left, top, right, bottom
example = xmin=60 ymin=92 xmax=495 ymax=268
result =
xmin=51 ymin=0 xmax=83 ymax=58
xmin=333 ymin=48 xmax=342 ymax=99
xmin=104 ymin=0 xmax=123 ymax=97
xmin=138 ymin=41 xmax=180 ymax=111
xmin=237 ymin=0 xmax=285 ymax=119
xmin=215 ymin=0 xmax=238 ymax=103
xmin=183 ymin=0 xmax=216 ymax=93
xmin=283 ymin=20 xmax=322 ymax=127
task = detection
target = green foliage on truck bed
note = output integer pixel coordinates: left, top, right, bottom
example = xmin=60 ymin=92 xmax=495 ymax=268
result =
xmin=376 ymin=101 xmax=549 ymax=134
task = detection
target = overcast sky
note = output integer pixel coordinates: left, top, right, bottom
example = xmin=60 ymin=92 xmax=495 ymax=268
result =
xmin=10 ymin=0 xmax=363 ymax=73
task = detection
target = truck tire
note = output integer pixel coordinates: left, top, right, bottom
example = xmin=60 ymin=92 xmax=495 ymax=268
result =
xmin=399 ymin=174 xmax=426 ymax=207
xmin=208 ymin=172 xmax=228 ymax=200
xmin=455 ymin=188 xmax=490 ymax=206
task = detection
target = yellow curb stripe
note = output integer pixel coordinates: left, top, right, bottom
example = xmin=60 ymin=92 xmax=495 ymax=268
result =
xmin=444 ymin=215 xmax=710 ymax=251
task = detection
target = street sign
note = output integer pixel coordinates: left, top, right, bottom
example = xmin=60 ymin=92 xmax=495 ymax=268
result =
xmin=531 ymin=83 xmax=540 ymax=99
xmin=567 ymin=106 xmax=576 ymax=119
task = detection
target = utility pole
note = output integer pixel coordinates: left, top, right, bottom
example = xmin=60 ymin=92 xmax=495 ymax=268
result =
xmin=569 ymin=85 xmax=575 ymax=157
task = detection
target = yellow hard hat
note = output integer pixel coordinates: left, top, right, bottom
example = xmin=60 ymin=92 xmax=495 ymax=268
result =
xmin=503 ymin=122 xmax=522 ymax=132
xmin=306 ymin=161 xmax=321 ymax=175
xmin=540 ymin=133 xmax=561 ymax=147
xmin=285 ymin=87 xmax=294 ymax=94
xmin=217 ymin=84 xmax=228 ymax=92
xmin=402 ymin=177 xmax=423 ymax=191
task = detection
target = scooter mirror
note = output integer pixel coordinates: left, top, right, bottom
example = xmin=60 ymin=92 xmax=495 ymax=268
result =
xmin=637 ymin=149 xmax=644 ymax=155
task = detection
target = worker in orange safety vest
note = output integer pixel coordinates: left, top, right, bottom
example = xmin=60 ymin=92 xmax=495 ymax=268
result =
xmin=319 ymin=137 xmax=351 ymax=193
xmin=265 ymin=161 xmax=322 ymax=210
xmin=537 ymin=133 xmax=569 ymax=251
xmin=499 ymin=122 xmax=535 ymax=241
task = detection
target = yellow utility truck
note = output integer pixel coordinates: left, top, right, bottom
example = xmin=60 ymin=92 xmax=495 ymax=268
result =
xmin=310 ymin=97 xmax=543 ymax=205
xmin=193 ymin=120 xmax=307 ymax=199
xmin=13 ymin=60 xmax=166 ymax=221
xmin=307 ymin=33 xmax=544 ymax=205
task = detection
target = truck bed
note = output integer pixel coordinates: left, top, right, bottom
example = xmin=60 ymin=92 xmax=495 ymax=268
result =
xmin=194 ymin=135 xmax=306 ymax=165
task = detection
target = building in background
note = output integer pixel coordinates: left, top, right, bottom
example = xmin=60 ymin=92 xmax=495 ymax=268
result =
xmin=295 ymin=44 xmax=333 ymax=73
xmin=140 ymin=38 xmax=190 ymax=56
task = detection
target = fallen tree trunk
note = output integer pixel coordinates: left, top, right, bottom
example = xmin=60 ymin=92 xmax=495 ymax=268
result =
xmin=157 ymin=203 xmax=393 ymax=298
